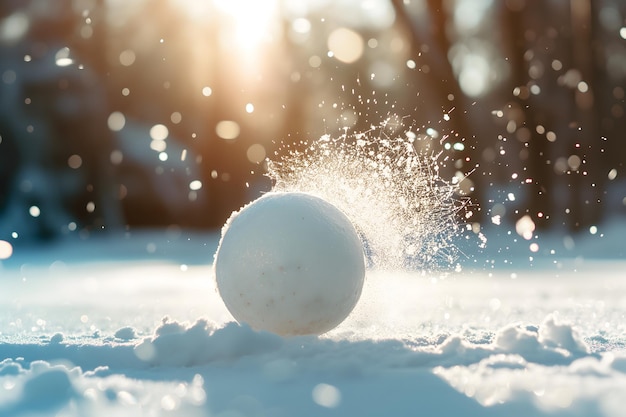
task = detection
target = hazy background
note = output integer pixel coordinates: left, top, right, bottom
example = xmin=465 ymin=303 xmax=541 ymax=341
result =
xmin=0 ymin=0 xmax=624 ymax=244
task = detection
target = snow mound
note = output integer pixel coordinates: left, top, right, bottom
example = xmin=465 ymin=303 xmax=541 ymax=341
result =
xmin=134 ymin=318 xmax=283 ymax=366
xmin=435 ymin=352 xmax=626 ymax=414
xmin=113 ymin=327 xmax=137 ymax=341
xmin=493 ymin=314 xmax=590 ymax=364
xmin=0 ymin=313 xmax=623 ymax=416
xmin=0 ymin=359 xmax=207 ymax=417
xmin=129 ymin=313 xmax=590 ymax=371
xmin=0 ymin=361 xmax=77 ymax=415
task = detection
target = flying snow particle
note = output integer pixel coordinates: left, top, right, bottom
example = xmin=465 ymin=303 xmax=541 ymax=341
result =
xmin=268 ymin=120 xmax=466 ymax=271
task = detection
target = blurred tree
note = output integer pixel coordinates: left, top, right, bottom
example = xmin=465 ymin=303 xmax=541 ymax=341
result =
xmin=502 ymin=0 xmax=609 ymax=231
xmin=0 ymin=1 xmax=123 ymax=240
xmin=4 ymin=0 xmax=623 ymax=238
xmin=0 ymin=118 xmax=21 ymax=215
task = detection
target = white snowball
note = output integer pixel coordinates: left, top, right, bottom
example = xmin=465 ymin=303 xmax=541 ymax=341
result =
xmin=214 ymin=192 xmax=365 ymax=336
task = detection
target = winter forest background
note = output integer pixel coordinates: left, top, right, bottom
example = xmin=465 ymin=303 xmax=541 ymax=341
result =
xmin=1 ymin=0 xmax=625 ymax=244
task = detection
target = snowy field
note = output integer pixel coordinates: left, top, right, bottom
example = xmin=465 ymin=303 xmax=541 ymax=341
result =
xmin=1 ymin=224 xmax=626 ymax=417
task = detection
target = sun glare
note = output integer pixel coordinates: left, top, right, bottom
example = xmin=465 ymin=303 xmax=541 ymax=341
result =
xmin=213 ymin=0 xmax=279 ymax=52
xmin=173 ymin=0 xmax=214 ymax=20
xmin=171 ymin=0 xmax=280 ymax=67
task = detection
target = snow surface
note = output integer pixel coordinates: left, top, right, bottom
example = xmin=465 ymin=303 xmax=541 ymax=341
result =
xmin=1 ymin=225 xmax=626 ymax=416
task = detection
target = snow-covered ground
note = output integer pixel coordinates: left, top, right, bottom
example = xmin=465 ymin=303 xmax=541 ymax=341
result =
xmin=1 ymin=224 xmax=625 ymax=417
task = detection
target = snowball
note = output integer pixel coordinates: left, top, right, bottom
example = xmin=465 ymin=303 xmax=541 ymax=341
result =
xmin=214 ymin=192 xmax=365 ymax=336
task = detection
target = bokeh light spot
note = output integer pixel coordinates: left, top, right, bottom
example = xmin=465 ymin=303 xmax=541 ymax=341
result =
xmin=327 ymin=28 xmax=364 ymax=64
xmin=150 ymin=140 xmax=167 ymax=152
xmin=608 ymin=169 xmax=617 ymax=180
xmin=0 ymin=12 xmax=29 ymax=42
xmin=308 ymin=55 xmax=322 ymax=68
xmin=68 ymin=154 xmax=83 ymax=169
xmin=216 ymin=121 xmax=240 ymax=140
xmin=246 ymin=143 xmax=266 ymax=163
xmin=0 ymin=240 xmax=13 ymax=260
xmin=29 ymin=206 xmax=41 ymax=218
xmin=515 ymin=215 xmax=536 ymax=240
xmin=80 ymin=24 xmax=93 ymax=39
xmin=567 ymin=155 xmax=581 ymax=171
xmin=459 ymin=54 xmax=490 ymax=97
xmin=312 ymin=383 xmax=341 ymax=408
xmin=2 ymin=70 xmax=16 ymax=85
xmin=189 ymin=180 xmax=202 ymax=191
xmin=110 ymin=150 xmax=124 ymax=165
xmin=55 ymin=47 xmax=73 ymax=67
xmin=107 ymin=111 xmax=126 ymax=132
xmin=170 ymin=112 xmax=182 ymax=124
xmin=150 ymin=124 xmax=169 ymax=141
xmin=292 ymin=17 xmax=311 ymax=34
xmin=119 ymin=49 xmax=136 ymax=66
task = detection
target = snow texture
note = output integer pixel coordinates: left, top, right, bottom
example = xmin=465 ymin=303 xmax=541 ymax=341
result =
xmin=215 ymin=192 xmax=365 ymax=336
xmin=1 ymin=226 xmax=626 ymax=416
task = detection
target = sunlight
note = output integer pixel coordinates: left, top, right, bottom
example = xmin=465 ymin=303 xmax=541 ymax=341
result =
xmin=213 ymin=0 xmax=279 ymax=52
xmin=172 ymin=0 xmax=214 ymax=21
xmin=170 ymin=0 xmax=280 ymax=69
